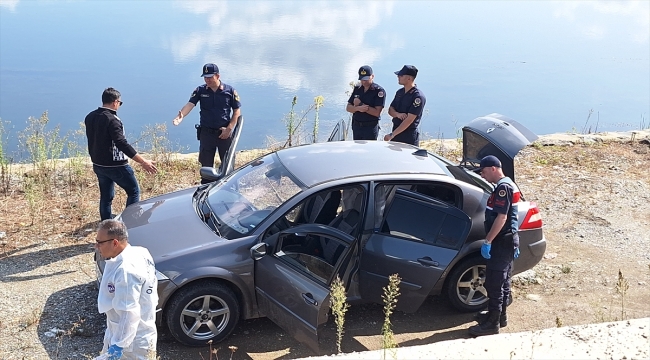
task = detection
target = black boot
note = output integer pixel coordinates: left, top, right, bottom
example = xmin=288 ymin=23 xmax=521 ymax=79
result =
xmin=469 ymin=310 xmax=500 ymax=337
xmin=474 ymin=308 xmax=507 ymax=327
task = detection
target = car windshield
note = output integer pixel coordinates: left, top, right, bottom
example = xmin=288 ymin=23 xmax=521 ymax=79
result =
xmin=206 ymin=154 xmax=304 ymax=239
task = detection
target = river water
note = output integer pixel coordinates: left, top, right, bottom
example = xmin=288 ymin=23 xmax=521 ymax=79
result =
xmin=1 ymin=0 xmax=648 ymax=156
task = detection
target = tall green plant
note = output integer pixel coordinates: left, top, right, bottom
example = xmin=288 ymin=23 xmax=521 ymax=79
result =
xmin=18 ymin=111 xmax=65 ymax=188
xmin=312 ymin=95 xmax=325 ymax=143
xmin=329 ymin=275 xmax=349 ymax=353
xmin=381 ymin=273 xmax=401 ymax=360
xmin=284 ymin=96 xmax=299 ymax=147
xmin=0 ymin=118 xmax=12 ymax=194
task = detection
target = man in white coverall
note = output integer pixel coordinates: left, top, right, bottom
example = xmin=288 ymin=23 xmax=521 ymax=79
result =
xmin=95 ymin=219 xmax=158 ymax=359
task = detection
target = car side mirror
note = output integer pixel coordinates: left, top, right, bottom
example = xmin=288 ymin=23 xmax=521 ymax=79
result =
xmin=250 ymin=242 xmax=267 ymax=261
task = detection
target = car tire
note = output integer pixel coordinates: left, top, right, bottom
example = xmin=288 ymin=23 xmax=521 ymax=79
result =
xmin=165 ymin=281 xmax=240 ymax=347
xmin=446 ymin=256 xmax=489 ymax=312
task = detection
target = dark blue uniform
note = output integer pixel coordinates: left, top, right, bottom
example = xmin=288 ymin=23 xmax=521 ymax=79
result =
xmin=389 ymin=86 xmax=426 ymax=146
xmin=484 ymin=177 xmax=520 ymax=313
xmin=188 ymin=83 xmax=241 ymax=169
xmin=347 ymin=83 xmax=386 ymax=140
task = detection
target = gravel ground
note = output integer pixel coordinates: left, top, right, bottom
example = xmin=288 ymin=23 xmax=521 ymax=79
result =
xmin=0 ymin=130 xmax=649 ymax=359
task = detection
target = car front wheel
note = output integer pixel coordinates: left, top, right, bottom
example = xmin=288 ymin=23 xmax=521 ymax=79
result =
xmin=446 ymin=256 xmax=489 ymax=312
xmin=165 ymin=281 xmax=240 ymax=346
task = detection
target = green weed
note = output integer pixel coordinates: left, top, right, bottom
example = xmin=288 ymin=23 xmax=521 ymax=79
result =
xmin=381 ymin=273 xmax=400 ymax=360
xmin=330 ymin=275 xmax=350 ymax=353
xmin=615 ymin=269 xmax=629 ymax=321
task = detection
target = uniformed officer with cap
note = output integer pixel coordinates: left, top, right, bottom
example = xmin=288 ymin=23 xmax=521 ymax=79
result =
xmin=346 ymin=65 xmax=386 ymax=140
xmin=173 ymin=63 xmax=241 ymax=183
xmin=384 ymin=65 xmax=426 ymax=146
xmin=469 ymin=155 xmax=521 ymax=337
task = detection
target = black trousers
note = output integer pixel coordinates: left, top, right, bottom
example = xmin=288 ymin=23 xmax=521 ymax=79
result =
xmin=198 ymin=127 xmax=232 ymax=168
xmin=391 ymin=127 xmax=419 ymax=146
xmin=485 ymin=233 xmax=517 ymax=312
xmin=352 ymin=121 xmax=379 ymax=140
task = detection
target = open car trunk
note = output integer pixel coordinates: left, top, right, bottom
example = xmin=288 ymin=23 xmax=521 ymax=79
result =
xmin=460 ymin=113 xmax=538 ymax=181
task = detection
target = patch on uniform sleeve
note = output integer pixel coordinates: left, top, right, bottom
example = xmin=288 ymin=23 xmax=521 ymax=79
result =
xmin=498 ymin=189 xmax=507 ymax=197
xmin=378 ymin=91 xmax=384 ymax=98
xmin=234 ymin=90 xmax=240 ymax=102
xmin=413 ymin=98 xmax=421 ymax=107
xmin=191 ymin=90 xmax=197 ymax=98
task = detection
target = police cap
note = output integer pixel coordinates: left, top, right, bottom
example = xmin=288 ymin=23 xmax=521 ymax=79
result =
xmin=358 ymin=65 xmax=373 ymax=80
xmin=394 ymin=65 xmax=418 ymax=78
xmin=201 ymin=63 xmax=219 ymax=78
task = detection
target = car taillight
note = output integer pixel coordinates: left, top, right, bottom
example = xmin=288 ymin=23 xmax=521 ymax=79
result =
xmin=520 ymin=202 xmax=543 ymax=230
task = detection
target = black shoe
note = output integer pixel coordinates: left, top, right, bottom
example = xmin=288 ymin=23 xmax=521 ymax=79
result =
xmin=469 ymin=310 xmax=500 ymax=337
xmin=474 ymin=310 xmax=507 ymax=327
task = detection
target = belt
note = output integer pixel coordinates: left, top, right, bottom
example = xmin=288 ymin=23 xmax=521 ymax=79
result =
xmin=201 ymin=126 xmax=222 ymax=135
xmin=353 ymin=120 xmax=378 ymax=127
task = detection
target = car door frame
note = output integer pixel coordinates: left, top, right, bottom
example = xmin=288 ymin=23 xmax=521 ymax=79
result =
xmin=199 ymin=115 xmax=244 ymax=181
xmin=252 ymin=224 xmax=356 ymax=353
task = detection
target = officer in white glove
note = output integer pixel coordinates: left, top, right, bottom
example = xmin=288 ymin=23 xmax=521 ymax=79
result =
xmin=95 ymin=219 xmax=158 ymax=359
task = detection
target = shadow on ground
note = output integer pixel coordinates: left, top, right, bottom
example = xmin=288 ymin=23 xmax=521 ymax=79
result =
xmin=158 ymin=296 xmax=476 ymax=359
xmin=37 ymin=282 xmax=105 ymax=359
xmin=36 ymin=280 xmax=477 ymax=359
xmin=0 ymin=243 xmax=93 ymax=281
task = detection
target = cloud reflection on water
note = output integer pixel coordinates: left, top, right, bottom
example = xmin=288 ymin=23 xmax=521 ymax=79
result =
xmin=552 ymin=0 xmax=649 ymax=43
xmin=168 ymin=0 xmax=395 ymax=93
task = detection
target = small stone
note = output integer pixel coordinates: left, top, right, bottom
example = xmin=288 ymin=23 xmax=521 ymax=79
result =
xmin=638 ymin=281 xmax=646 ymax=286
xmin=544 ymin=252 xmax=557 ymax=260
xmin=0 ymin=231 xmax=6 ymax=239
xmin=526 ymin=294 xmax=541 ymax=302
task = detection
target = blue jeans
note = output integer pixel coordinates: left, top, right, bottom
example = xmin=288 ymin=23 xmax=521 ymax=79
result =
xmin=93 ymin=164 xmax=140 ymax=220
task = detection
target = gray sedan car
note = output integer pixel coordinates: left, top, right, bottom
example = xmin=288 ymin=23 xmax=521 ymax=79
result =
xmin=96 ymin=114 xmax=546 ymax=352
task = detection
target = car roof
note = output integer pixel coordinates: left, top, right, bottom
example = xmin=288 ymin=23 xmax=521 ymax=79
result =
xmin=276 ymin=141 xmax=452 ymax=187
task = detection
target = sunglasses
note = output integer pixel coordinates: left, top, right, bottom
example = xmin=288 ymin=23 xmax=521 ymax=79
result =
xmin=96 ymin=238 xmax=114 ymax=245
xmin=115 ymin=100 xmax=123 ymax=106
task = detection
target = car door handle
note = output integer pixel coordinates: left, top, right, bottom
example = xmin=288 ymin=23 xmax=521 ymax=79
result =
xmin=302 ymin=293 xmax=318 ymax=306
xmin=417 ymin=257 xmax=439 ymax=267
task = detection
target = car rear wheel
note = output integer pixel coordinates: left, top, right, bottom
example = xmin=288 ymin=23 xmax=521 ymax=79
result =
xmin=166 ymin=281 xmax=240 ymax=346
xmin=446 ymin=256 xmax=489 ymax=312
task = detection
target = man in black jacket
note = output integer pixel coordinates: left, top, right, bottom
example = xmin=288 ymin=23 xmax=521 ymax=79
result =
xmin=85 ymin=88 xmax=157 ymax=220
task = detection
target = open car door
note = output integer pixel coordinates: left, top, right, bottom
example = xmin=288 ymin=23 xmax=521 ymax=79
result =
xmin=460 ymin=113 xmax=537 ymax=181
xmin=199 ymin=115 xmax=244 ymax=182
xmin=327 ymin=119 xmax=348 ymax=142
xmin=359 ymin=189 xmax=472 ymax=312
xmin=251 ymin=224 xmax=356 ymax=354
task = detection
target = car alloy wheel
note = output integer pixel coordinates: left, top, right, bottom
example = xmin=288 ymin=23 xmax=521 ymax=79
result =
xmin=166 ymin=281 xmax=240 ymax=346
xmin=446 ymin=256 xmax=489 ymax=312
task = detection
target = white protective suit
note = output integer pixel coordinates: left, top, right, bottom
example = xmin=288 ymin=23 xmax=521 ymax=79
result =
xmin=98 ymin=244 xmax=158 ymax=359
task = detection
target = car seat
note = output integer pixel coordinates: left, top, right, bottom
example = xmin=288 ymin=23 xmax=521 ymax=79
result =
xmin=301 ymin=190 xmax=341 ymax=225
xmin=320 ymin=209 xmax=360 ymax=265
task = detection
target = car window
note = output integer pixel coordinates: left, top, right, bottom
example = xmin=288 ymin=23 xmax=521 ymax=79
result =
xmin=265 ymin=185 xmax=366 ymax=238
xmin=275 ymin=233 xmax=348 ymax=284
xmin=207 ymin=154 xmax=305 ymax=239
xmin=379 ymin=193 xmax=467 ymax=249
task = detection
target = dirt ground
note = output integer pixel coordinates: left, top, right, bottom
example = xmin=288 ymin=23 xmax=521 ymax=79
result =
xmin=0 ymin=133 xmax=649 ymax=359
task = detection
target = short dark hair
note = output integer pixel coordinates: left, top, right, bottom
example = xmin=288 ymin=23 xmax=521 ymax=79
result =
xmin=102 ymin=87 xmax=121 ymax=105
xmin=97 ymin=219 xmax=129 ymax=242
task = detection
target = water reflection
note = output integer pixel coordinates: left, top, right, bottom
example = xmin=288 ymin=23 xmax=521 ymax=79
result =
xmin=552 ymin=1 xmax=649 ymax=43
xmin=168 ymin=0 xmax=395 ymax=92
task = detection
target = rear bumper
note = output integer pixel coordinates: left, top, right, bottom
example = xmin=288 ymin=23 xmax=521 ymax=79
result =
xmin=514 ymin=228 xmax=546 ymax=274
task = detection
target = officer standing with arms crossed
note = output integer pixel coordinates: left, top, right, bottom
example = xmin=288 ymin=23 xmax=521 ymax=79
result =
xmin=384 ymin=65 xmax=426 ymax=146
xmin=95 ymin=219 xmax=158 ymax=359
xmin=469 ymin=155 xmax=521 ymax=337
xmin=346 ymin=65 xmax=385 ymax=140
xmin=172 ymin=63 xmax=241 ymax=184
